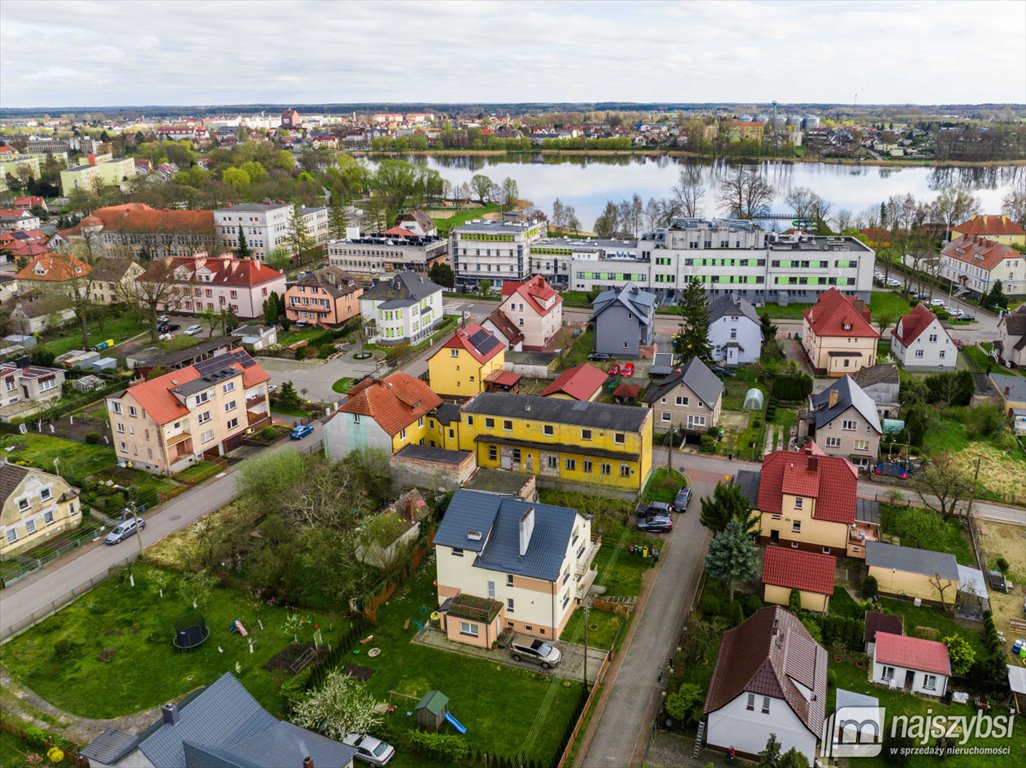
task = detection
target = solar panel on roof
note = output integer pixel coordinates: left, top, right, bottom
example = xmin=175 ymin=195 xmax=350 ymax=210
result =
xmin=469 ymin=330 xmax=501 ymax=355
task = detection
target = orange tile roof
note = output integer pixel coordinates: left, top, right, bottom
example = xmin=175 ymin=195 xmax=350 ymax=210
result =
xmin=66 ymin=203 xmax=215 ymax=236
xmin=951 ymin=215 xmax=1026 ymax=238
xmin=758 ymin=445 xmax=858 ymax=524
xmin=875 ymin=632 xmax=950 ymax=676
xmin=540 ymin=363 xmax=607 ymax=400
xmin=15 ymin=252 xmax=90 ymax=282
xmin=892 ymin=303 xmax=941 ymax=346
xmin=121 ymin=348 xmax=269 ymax=425
xmin=942 ymin=235 xmax=1021 ymax=273
xmin=337 ymin=372 xmax=442 ymax=436
xmin=803 ymin=287 xmax=879 ymax=340
xmin=163 ymin=254 xmax=284 ymax=287
xmin=762 ymin=546 xmax=836 ymax=595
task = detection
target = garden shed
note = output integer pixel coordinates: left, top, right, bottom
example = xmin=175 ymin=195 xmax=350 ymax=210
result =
xmin=743 ymin=387 xmax=764 ymax=410
xmin=415 ymin=690 xmax=449 ymax=732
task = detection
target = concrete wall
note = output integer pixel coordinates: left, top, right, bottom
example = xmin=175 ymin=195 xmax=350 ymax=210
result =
xmin=390 ymin=453 xmax=476 ymax=495
xmin=323 ymin=411 xmax=391 ymax=461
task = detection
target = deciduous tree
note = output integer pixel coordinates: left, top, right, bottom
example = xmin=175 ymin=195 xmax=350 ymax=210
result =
xmin=290 ymin=671 xmax=381 ymax=739
xmin=470 ymin=173 xmax=494 ymax=204
xmin=718 ymin=169 xmax=774 ymax=220
xmin=672 ymin=166 xmax=705 ymax=218
xmin=914 ymin=453 xmax=974 ymax=517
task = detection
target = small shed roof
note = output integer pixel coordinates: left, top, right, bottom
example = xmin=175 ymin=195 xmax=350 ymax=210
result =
xmin=1008 ymin=665 xmax=1026 ymax=695
xmin=417 ymin=690 xmax=449 ymax=715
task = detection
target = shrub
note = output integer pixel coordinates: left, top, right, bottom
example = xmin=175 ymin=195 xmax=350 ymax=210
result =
xmin=827 ymin=668 xmax=837 ymax=686
xmin=741 ymin=593 xmax=764 ymax=617
xmin=699 ymin=434 xmax=717 ymax=453
xmin=665 ymin=682 xmax=704 ymax=724
xmin=53 ymin=638 xmax=72 ymax=658
xmin=732 ymin=600 xmax=745 ymax=627
xmin=406 ymin=729 xmax=469 ymax=762
xmin=699 ymin=590 xmax=724 ymax=617
xmin=85 ymin=432 xmax=103 ymax=445
xmin=279 ymin=669 xmax=312 ymax=712
xmin=46 ymin=747 xmax=64 ymax=764
xmin=861 ymin=575 xmax=878 ymax=599
xmin=943 ymin=633 xmax=976 ymax=676
xmin=788 ymin=588 xmax=803 ymax=614
xmin=24 ymin=726 xmax=47 ymax=748
xmin=995 ymin=557 xmax=1009 ymax=574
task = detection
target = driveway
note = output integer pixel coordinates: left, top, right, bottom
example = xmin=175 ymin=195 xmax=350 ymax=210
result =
xmin=257 ymin=354 xmax=381 ymax=402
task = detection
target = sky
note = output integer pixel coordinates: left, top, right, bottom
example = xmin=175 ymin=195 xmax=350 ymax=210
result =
xmin=2 ymin=0 xmax=1024 ymax=109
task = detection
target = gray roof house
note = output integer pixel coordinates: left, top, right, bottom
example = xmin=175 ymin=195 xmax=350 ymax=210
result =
xmin=995 ymin=304 xmax=1026 ymax=368
xmin=643 ymin=357 xmax=724 ymax=433
xmin=707 ymin=295 xmax=762 ymax=365
xmin=799 ymin=375 xmax=882 ymax=468
xmin=81 ymin=673 xmax=357 ymax=768
xmin=591 ymin=282 xmax=656 ymax=357
xmin=360 ymin=270 xmax=442 ymax=310
xmin=853 ymin=363 xmax=901 ymax=420
xmin=434 ymin=489 xmax=599 ymax=642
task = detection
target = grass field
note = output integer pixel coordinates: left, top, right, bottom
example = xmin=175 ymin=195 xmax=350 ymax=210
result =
xmin=759 ymin=302 xmax=813 ymax=319
xmin=0 ymin=433 xmax=116 ymax=480
xmin=869 ymin=289 xmax=915 ymax=319
xmin=0 ymin=564 xmax=351 ymax=718
xmin=332 ymin=377 xmax=357 ymax=394
xmin=880 ymin=504 xmax=975 ymax=565
xmin=432 ymin=204 xmax=500 ymax=235
xmin=43 ymin=314 xmax=148 ymax=356
xmin=560 ymin=606 xmax=624 ymax=650
xmin=641 ymin=467 xmax=687 ymax=504
xmin=559 ymin=328 xmax=595 ymax=369
xmin=876 ymin=597 xmax=984 ymax=655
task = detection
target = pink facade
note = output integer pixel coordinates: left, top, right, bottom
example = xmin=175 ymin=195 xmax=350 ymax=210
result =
xmin=155 ymin=253 xmax=286 ymax=320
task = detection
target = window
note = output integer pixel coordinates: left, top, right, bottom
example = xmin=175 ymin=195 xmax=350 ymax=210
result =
xmin=601 ymin=463 xmax=611 ymax=475
xmin=485 ymin=417 xmax=495 ymax=429
xmin=227 ymin=417 xmax=239 ymax=430
xmin=5 ymin=529 xmax=16 ymax=544
xmin=459 ymin=621 xmax=479 ymax=638
xmin=854 ymin=439 xmax=869 ymax=451
xmin=730 ymin=328 xmax=737 ymax=339
xmin=399 ymin=428 xmax=407 ymax=440
xmin=581 ymin=429 xmax=592 ymax=441
xmin=543 ymin=425 xmax=554 ymax=436
xmin=201 ymin=429 xmax=214 ymax=443
xmin=111 ymin=401 xmax=122 ymax=414
xmin=614 ymin=432 xmax=625 ymax=445
xmin=40 ymin=487 xmax=51 ymax=501
xmin=507 ymin=574 xmax=514 ymax=587
xmin=488 ymin=445 xmax=498 ymax=461
xmin=794 ymin=497 xmax=803 ymax=510
xmin=915 ymin=349 xmax=924 ymax=358
xmin=450 ymin=349 xmax=459 ymax=358
xmin=620 ymin=464 xmax=630 ymax=478
xmin=746 ymin=693 xmax=755 ymax=711
xmin=584 ymin=460 xmax=593 ymax=472
xmin=115 ymin=422 xmax=125 ymax=434
xmin=882 ymin=666 xmax=895 ymax=681
xmin=25 ymin=519 xmax=36 ymax=534
xmin=675 ymin=396 xmax=689 ymax=406
xmin=842 ymin=420 xmax=857 ymax=431
xmin=923 ymin=674 xmax=937 ymax=690
xmin=792 ymin=520 xmax=802 ymax=533
xmin=547 ymin=455 xmax=557 ymax=469
xmin=661 ymin=412 xmax=672 ymax=422
xmin=222 ymin=381 xmax=235 ymax=394
xmin=503 ymin=420 xmax=513 ymax=432
xmin=43 ymin=509 xmax=54 ymax=525
xmin=128 ymin=405 xmax=137 ymax=417
xmin=507 ymin=598 xmax=515 ymax=613
xmin=928 ymin=334 xmax=938 ymax=343
xmin=825 ymin=437 xmax=841 ymax=448
xmin=198 ymin=410 xmax=211 ymax=424
xmin=452 ymin=547 xmax=464 ymax=557
xmin=565 ymin=458 xmax=576 ymax=471
xmin=761 ymin=697 xmax=770 ymax=714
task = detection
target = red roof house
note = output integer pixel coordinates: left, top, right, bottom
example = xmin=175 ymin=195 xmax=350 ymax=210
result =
xmin=540 ymin=363 xmax=608 ymax=401
xmin=497 ymin=275 xmax=563 ymax=350
xmin=801 ymin=288 xmax=879 ymax=376
xmin=762 ymin=546 xmax=836 ymax=613
xmin=950 ymin=214 xmax=1026 ymax=241
xmin=872 ymin=632 xmax=950 ymax=696
xmin=335 ymin=372 xmax=442 ymax=439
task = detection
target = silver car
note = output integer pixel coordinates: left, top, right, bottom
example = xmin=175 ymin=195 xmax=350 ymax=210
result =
xmin=343 ymin=734 xmax=395 ymax=766
xmin=104 ymin=517 xmax=145 ymax=545
xmin=510 ymin=637 xmax=561 ymax=669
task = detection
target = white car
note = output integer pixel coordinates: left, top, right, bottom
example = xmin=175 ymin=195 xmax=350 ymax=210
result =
xmin=343 ymin=734 xmax=395 ymax=766
xmin=886 ymin=278 xmax=902 ymax=288
xmin=184 ymin=324 xmax=203 ymax=335
xmin=950 ymin=307 xmax=965 ymax=318
xmin=929 ymin=299 xmax=945 ymax=307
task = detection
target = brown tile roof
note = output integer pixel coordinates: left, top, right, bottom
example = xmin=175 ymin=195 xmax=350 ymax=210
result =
xmin=89 ymin=258 xmax=135 ymax=283
xmin=864 ymin=611 xmax=904 ymax=645
xmin=288 ymin=266 xmax=362 ymax=299
xmin=942 ymin=235 xmax=1020 ymax=273
xmin=540 ymin=363 xmax=607 ymax=400
xmin=703 ymin=606 xmax=827 ymax=737
xmin=762 ymin=546 xmax=836 ymax=596
xmin=892 ymin=303 xmax=941 ymax=347
xmin=336 ymin=372 xmax=442 ymax=436
xmin=15 ymin=253 xmax=90 ymax=282
xmin=951 ymin=214 xmax=1026 ymax=238
xmin=0 ymin=462 xmax=31 ymax=502
xmin=803 ymin=288 xmax=878 ymax=340
xmin=758 ymin=445 xmax=858 ymax=525
xmin=485 ymin=309 xmax=524 ymax=347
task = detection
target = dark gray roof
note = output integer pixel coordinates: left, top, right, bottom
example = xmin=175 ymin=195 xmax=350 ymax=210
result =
xmin=361 ymin=270 xmax=442 ymax=308
xmin=80 ymin=728 xmax=139 ymax=764
xmin=436 ymin=489 xmax=580 ymax=582
xmin=219 ymin=721 xmax=359 ymax=768
xmin=644 ymin=357 xmax=723 ymax=408
xmin=866 ymin=541 xmax=959 ymax=580
xmin=0 ymin=463 xmax=30 ymax=503
xmin=395 ymin=444 xmax=471 ymax=465
xmin=735 ymin=470 xmax=762 ymax=508
xmin=853 ymin=363 xmax=899 ymax=389
xmin=141 ymin=336 xmax=241 ymax=368
xmin=707 ymin=295 xmax=761 ymax=326
xmin=992 ymin=373 xmax=1026 ymax=404
xmin=811 ymin=376 xmax=882 ymax=433
xmin=855 ymin=498 xmax=880 ymax=525
xmin=433 ymin=402 xmax=462 ymax=425
xmin=592 ymin=282 xmax=656 ymax=325
xmin=289 ymin=266 xmax=361 ymax=298
xmin=463 ymin=392 xmax=649 ymax=432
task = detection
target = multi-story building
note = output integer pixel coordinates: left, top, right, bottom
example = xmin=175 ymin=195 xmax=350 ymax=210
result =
xmin=60 ymin=203 xmax=217 ymax=259
xmin=87 ymin=258 xmax=146 ymax=305
xmin=359 ymin=271 xmax=443 ymax=344
xmin=148 ymin=252 xmax=286 ymax=319
xmin=434 ymin=489 xmax=599 ymax=643
xmin=25 ymin=137 xmax=74 ymax=155
xmin=0 ymin=209 xmax=41 ymax=231
xmin=458 ymin=392 xmax=653 ymax=493
xmin=105 ymin=349 xmax=271 ymax=475
xmin=59 ymin=156 xmax=135 ymax=195
xmin=450 ymin=219 xmax=546 ymax=290
xmin=529 ymin=237 xmax=637 ymax=288
xmin=940 ymin=235 xmax=1026 ymax=299
xmin=642 ymin=357 xmax=724 ymax=433
xmin=568 ymin=219 xmax=874 ymax=304
xmin=0 ymin=461 xmax=81 ymax=558
xmin=707 ymin=294 xmax=763 ymax=365
xmin=327 ymin=232 xmax=447 ymax=277
xmin=214 ymin=203 xmax=329 ymax=260
xmin=948 ymin=214 xmax=1026 ymax=246
xmin=890 ymin=303 xmax=956 ymax=371
xmin=428 ymin=324 xmax=505 ymax=398
xmin=801 ymin=287 xmax=879 ymax=376
xmin=494 ymin=275 xmax=563 ymax=350
xmin=995 ymin=304 xmax=1026 ymax=368
xmin=284 ymin=266 xmax=363 ymax=327
xmin=798 ymin=376 xmax=882 ymax=469
xmin=591 ymin=282 xmax=656 ymax=357
xmin=0 ymin=362 xmax=65 ymax=421
xmin=14 ymin=252 xmax=91 ymax=294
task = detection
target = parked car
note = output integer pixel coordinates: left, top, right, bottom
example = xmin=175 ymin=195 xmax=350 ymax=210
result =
xmin=712 ymin=366 xmax=736 ymax=378
xmin=158 ymin=322 xmax=181 ymax=333
xmin=886 ymin=278 xmax=902 ymax=288
xmin=637 ymin=514 xmax=673 ymax=533
xmin=290 ymin=424 xmax=314 ymax=440
xmin=587 ymin=353 xmax=611 ymax=362
xmin=509 ymin=637 xmax=561 ymax=669
xmin=929 ymin=299 xmax=945 ymax=307
xmin=104 ymin=517 xmax=145 ymax=545
xmin=608 ymin=364 xmax=621 ymax=377
xmin=621 ymin=362 xmax=635 ymax=377
xmin=343 ymin=734 xmax=396 ymax=766
xmin=960 ymin=314 xmax=976 ymax=322
xmin=184 ymin=324 xmax=203 ymax=335
xmin=636 ymin=501 xmax=672 ymax=519
xmin=672 ymin=487 xmax=692 ymax=513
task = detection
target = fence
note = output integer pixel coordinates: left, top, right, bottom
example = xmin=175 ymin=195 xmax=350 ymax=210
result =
xmin=556 ymin=653 xmax=612 ymax=768
xmin=0 ymin=533 xmax=97 ymax=588
xmin=0 ymin=718 xmax=89 ymax=768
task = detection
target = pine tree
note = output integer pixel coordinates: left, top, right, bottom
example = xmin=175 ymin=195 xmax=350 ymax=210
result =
xmin=675 ymin=276 xmax=712 ymax=363
xmin=986 ymin=279 xmax=1008 ymax=310
xmin=704 ymin=518 xmax=760 ymax=603
xmin=328 ymin=194 xmax=348 ymax=241
xmin=289 ymin=202 xmax=314 ymax=261
xmin=236 ymin=225 xmax=251 ymax=259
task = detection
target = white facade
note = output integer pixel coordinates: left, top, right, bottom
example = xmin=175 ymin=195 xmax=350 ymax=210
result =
xmin=890 ymin=317 xmax=956 ymax=370
xmin=706 ymin=693 xmax=818 ymax=762
xmin=323 ymin=411 xmax=392 ymax=461
xmin=871 ymin=658 xmax=948 ymax=698
xmin=215 ymin=203 xmax=329 ymax=260
xmin=451 ymin=220 xmax=546 ymax=289
xmin=359 ymin=287 xmax=443 ymax=344
xmin=709 ymin=313 xmax=762 ymax=365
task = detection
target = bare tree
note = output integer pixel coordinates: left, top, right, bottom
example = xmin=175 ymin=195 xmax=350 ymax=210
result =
xmin=928 ymin=572 xmax=955 ymax=612
xmin=1001 ymin=175 xmax=1026 ymax=224
xmin=117 ymin=259 xmax=182 ymax=341
xmin=672 ymin=166 xmax=705 ymax=218
xmin=833 ymin=208 xmax=854 ymax=232
xmin=914 ymin=453 xmax=974 ymax=517
xmin=718 ymin=169 xmax=774 ymax=220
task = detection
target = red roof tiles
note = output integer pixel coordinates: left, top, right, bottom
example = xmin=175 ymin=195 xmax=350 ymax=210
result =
xmin=164 ymin=253 xmax=284 ymax=287
xmin=803 ymin=288 xmax=879 ymax=340
xmin=64 ymin=203 xmax=214 ymax=236
xmin=762 ymin=547 xmax=836 ymax=595
xmin=337 ymin=372 xmax=441 ymax=436
xmin=15 ymin=253 xmax=90 ymax=282
xmin=892 ymin=304 xmax=941 ymax=346
xmin=875 ymin=632 xmax=950 ymax=676
xmin=758 ymin=445 xmax=858 ymax=524
xmin=501 ymin=275 xmax=561 ymax=317
xmin=540 ymin=363 xmax=607 ymax=400
xmin=441 ymin=323 xmax=503 ymax=364
xmin=942 ymin=235 xmax=1021 ymax=273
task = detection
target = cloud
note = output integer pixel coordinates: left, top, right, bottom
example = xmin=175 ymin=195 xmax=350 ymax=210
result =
xmin=1 ymin=0 xmax=1023 ymax=108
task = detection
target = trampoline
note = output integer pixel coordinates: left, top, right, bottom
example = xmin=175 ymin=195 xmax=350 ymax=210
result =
xmin=173 ymin=612 xmax=210 ymax=651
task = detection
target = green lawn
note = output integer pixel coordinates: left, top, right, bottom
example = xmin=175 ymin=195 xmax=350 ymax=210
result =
xmin=880 ymin=504 xmax=974 ymax=565
xmin=921 ymin=414 xmax=970 ymax=454
xmin=0 ymin=433 xmax=116 ymax=481
xmin=559 ymin=290 xmax=593 ymax=307
xmin=332 ymin=377 xmax=357 ymax=394
xmin=158 ymin=335 xmax=199 ymax=352
xmin=0 ymin=564 xmax=351 ymax=718
xmin=43 ymin=314 xmax=149 ymax=356
xmin=342 ymin=567 xmax=584 ymax=766
xmin=760 ymin=302 xmax=813 ymax=319
xmin=558 ymin=328 xmax=595 ymax=370
xmin=277 ymin=327 xmax=322 ymax=347
xmin=173 ymin=461 xmax=224 ymax=485
xmin=432 ymin=204 xmax=500 ymax=236
xmin=876 ymin=597 xmax=984 ymax=655
xmin=641 ymin=467 xmax=687 ymax=504
xmin=560 ymin=607 xmax=624 ymax=650
xmin=830 ymin=586 xmax=863 ymax=618
xmin=869 ymin=289 xmax=915 ymax=319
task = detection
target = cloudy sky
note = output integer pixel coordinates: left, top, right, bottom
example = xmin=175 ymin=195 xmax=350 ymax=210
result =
xmin=2 ymin=0 xmax=1023 ymax=108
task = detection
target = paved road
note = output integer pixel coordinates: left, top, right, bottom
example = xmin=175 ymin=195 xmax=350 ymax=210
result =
xmin=0 ymin=425 xmax=325 ymax=640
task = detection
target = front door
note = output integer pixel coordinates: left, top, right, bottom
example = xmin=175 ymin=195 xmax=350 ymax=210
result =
xmin=904 ymin=670 xmax=915 ymax=690
xmin=770 ymin=529 xmax=780 ymax=544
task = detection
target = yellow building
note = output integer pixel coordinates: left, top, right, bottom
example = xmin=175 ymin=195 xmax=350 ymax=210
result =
xmin=950 ymin=214 xmax=1026 ymax=246
xmin=428 ymin=323 xmax=505 ymax=398
xmin=866 ymin=541 xmax=960 ymax=607
xmin=60 ymin=156 xmax=135 ymax=196
xmin=761 ymin=546 xmax=835 ymax=614
xmin=459 ymin=392 xmax=653 ymax=493
xmin=0 ymin=461 xmax=81 ymax=558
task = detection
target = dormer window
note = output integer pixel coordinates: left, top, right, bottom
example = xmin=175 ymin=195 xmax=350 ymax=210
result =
xmin=842 ymin=322 xmax=852 ymax=330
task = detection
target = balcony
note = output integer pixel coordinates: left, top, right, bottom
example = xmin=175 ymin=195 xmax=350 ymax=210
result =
xmin=169 ymin=438 xmax=194 ymax=461
xmin=847 ymin=522 xmax=880 ymax=559
xmin=165 ymin=430 xmax=192 ymax=447
xmin=576 ymin=568 xmax=598 ymax=600
xmin=575 ymin=534 xmax=601 ymax=577
xmin=246 ymin=394 xmax=268 ymax=411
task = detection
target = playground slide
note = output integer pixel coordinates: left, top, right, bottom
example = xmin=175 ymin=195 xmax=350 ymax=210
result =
xmin=444 ymin=712 xmax=467 ymax=734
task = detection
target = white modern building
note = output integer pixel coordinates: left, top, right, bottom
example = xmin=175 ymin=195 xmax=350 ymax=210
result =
xmin=327 ymin=233 xmax=447 ymax=277
xmin=707 ymin=294 xmax=763 ymax=365
xmin=890 ymin=304 xmax=956 ymax=370
xmin=450 ymin=219 xmax=546 ymax=290
xmin=359 ymin=271 xmax=444 ymax=344
xmin=214 ymin=203 xmax=329 ymax=260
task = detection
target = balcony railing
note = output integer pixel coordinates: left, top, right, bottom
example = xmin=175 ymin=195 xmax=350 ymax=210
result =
xmin=575 ymin=535 xmax=601 ymax=576
xmin=165 ymin=430 xmax=192 ymax=447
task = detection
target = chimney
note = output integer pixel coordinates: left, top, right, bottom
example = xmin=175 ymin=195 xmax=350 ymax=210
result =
xmin=808 ymin=456 xmax=818 ymax=472
xmin=827 ymin=389 xmax=839 ymax=409
xmin=161 ymin=703 xmax=180 ymax=725
xmin=1005 ymin=386 xmax=1011 ymax=395
xmin=303 ymin=758 xmax=314 ymax=768
xmin=518 ymin=507 xmax=535 ymax=557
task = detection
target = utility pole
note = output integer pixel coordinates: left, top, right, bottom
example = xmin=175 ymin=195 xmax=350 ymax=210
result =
xmin=129 ymin=497 xmax=145 ymax=560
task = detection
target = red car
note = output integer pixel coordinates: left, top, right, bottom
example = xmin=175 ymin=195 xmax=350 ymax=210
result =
xmin=608 ymin=364 xmax=621 ymax=376
xmin=621 ymin=362 xmax=635 ymax=377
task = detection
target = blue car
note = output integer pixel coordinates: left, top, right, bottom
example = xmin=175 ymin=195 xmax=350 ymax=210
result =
xmin=290 ymin=424 xmax=314 ymax=440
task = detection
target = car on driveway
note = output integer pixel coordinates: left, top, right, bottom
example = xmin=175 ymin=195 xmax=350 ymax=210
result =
xmin=509 ymin=637 xmax=561 ymax=669
xmin=290 ymin=424 xmax=314 ymax=440
xmin=672 ymin=487 xmax=692 ymax=512
xmin=636 ymin=501 xmax=672 ymax=519
xmin=886 ymin=278 xmax=902 ymax=288
xmin=158 ymin=322 xmax=181 ymax=333
xmin=184 ymin=324 xmax=204 ymax=335
xmin=588 ymin=353 xmax=611 ymax=362
xmin=712 ymin=366 xmax=736 ymax=378
xmin=608 ymin=364 xmax=621 ymax=377
xmin=105 ymin=517 xmax=145 ymax=545
xmin=637 ymin=514 xmax=673 ymax=533
xmin=343 ymin=734 xmax=396 ymax=766
xmin=621 ymin=362 xmax=635 ymax=377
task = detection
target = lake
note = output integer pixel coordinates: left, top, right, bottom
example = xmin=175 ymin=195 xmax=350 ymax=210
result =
xmin=363 ymin=154 xmax=1023 ymax=231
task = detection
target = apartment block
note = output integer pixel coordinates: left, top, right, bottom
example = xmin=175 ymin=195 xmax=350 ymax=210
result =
xmin=359 ymin=271 xmax=444 ymax=344
xmin=105 ymin=349 xmax=271 ymax=475
xmin=61 ymin=203 xmax=217 ymax=259
xmin=59 ymin=156 xmax=135 ymax=195
xmin=450 ymin=219 xmax=546 ymax=290
xmin=284 ymin=266 xmax=363 ymax=326
xmin=214 ymin=203 xmax=329 ymax=260
xmin=150 ymin=252 xmax=286 ymax=319
xmin=327 ymin=232 xmax=447 ymax=277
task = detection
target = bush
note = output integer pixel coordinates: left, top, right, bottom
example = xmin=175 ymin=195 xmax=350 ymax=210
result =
xmin=665 ymin=682 xmax=704 ymax=724
xmin=788 ymin=588 xmax=803 ymax=614
xmin=279 ymin=669 xmax=312 ymax=712
xmin=85 ymin=432 xmax=103 ymax=445
xmin=405 ymin=729 xmax=469 ymax=762
xmin=771 ymin=370 xmax=813 ymax=401
xmin=861 ymin=575 xmax=878 ymax=599
xmin=996 ymin=557 xmax=1009 ymax=574
xmin=964 ymin=405 xmax=1005 ymax=438
xmin=699 ymin=434 xmax=717 ymax=453
xmin=53 ymin=638 xmax=72 ymax=657
xmin=699 ymin=590 xmax=724 ymax=618
xmin=24 ymin=726 xmax=47 ymax=748
xmin=46 ymin=747 xmax=64 ymax=764
xmin=741 ymin=593 xmax=764 ymax=617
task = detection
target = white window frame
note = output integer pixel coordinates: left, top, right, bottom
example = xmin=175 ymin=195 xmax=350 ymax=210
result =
xmin=458 ymin=621 xmax=479 ymax=638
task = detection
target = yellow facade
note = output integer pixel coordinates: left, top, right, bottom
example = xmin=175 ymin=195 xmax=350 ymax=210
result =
xmin=60 ymin=157 xmax=135 ymax=196
xmin=867 ymin=566 xmax=958 ymax=606
xmin=456 ymin=406 xmax=653 ymax=493
xmin=389 ymin=415 xmax=433 ymax=453
xmin=759 ymin=493 xmax=850 ymax=553
xmin=764 ymin=584 xmax=830 ymax=613
xmin=425 ymin=416 xmax=462 ymax=450
xmin=428 ymin=347 xmax=505 ymax=398
xmin=0 ymin=466 xmax=81 ymax=558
